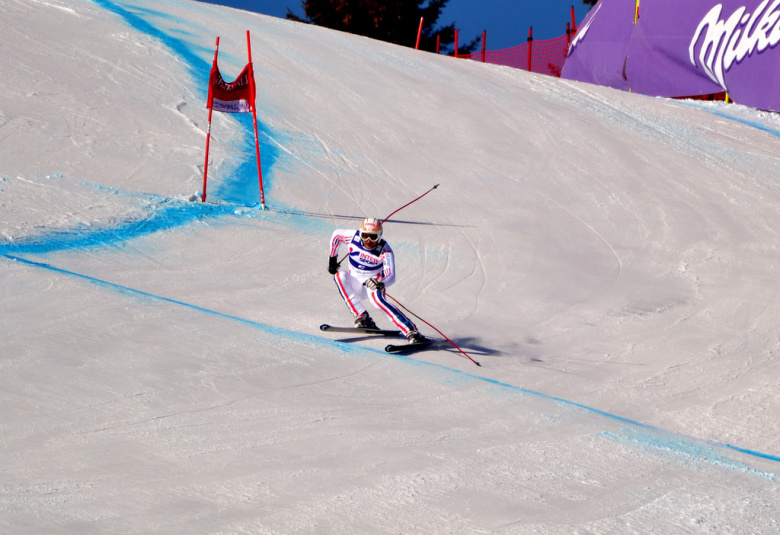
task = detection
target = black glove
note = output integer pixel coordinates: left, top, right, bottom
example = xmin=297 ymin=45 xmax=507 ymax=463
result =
xmin=365 ymin=278 xmax=385 ymax=291
xmin=328 ymin=256 xmax=340 ymax=275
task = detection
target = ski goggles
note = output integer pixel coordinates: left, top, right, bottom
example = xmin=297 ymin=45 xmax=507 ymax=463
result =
xmin=360 ymin=232 xmax=379 ymax=241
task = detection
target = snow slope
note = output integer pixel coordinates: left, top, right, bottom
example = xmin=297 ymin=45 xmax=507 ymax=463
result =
xmin=1 ymin=0 xmax=779 ymax=532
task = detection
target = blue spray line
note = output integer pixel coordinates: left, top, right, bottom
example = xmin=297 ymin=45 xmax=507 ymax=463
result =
xmin=91 ymin=0 xmax=207 ymax=83
xmin=4 ymin=253 xmax=363 ymax=355
xmin=681 ymin=100 xmax=780 ymax=139
xmin=5 ymin=251 xmax=780 ymax=473
xmin=0 ymin=196 xmax=239 ymax=256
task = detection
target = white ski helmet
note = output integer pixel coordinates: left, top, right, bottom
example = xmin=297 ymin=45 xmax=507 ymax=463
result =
xmin=359 ymin=217 xmax=383 ymax=248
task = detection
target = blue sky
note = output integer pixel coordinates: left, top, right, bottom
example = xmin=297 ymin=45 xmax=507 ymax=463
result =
xmin=195 ymin=0 xmax=593 ymax=51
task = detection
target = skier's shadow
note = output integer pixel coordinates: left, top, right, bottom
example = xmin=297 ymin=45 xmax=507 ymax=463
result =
xmin=333 ymin=335 xmax=404 ymax=344
xmin=436 ymin=337 xmax=501 ymax=357
xmin=329 ymin=336 xmax=501 ymax=359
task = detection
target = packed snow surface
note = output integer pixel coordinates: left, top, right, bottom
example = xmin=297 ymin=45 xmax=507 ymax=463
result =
xmin=1 ymin=0 xmax=779 ymax=532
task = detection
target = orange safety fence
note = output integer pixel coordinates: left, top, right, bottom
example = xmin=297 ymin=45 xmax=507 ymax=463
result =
xmin=456 ymin=32 xmax=571 ymax=78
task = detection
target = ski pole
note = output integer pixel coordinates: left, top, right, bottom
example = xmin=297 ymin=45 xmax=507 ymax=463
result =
xmin=385 ymin=292 xmax=481 ymax=367
xmin=333 ymin=184 xmax=438 ymax=265
xmin=382 ymin=184 xmax=439 ymax=223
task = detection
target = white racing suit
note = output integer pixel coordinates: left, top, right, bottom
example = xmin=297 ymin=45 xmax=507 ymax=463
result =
xmin=329 ymin=229 xmax=417 ymax=335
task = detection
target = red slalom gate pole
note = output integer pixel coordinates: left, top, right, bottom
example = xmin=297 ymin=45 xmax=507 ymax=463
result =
xmin=246 ymin=30 xmax=266 ymax=210
xmin=202 ymin=36 xmax=220 ymax=202
xmin=382 ymin=184 xmax=439 ymax=223
xmin=386 ymin=293 xmax=481 ymax=367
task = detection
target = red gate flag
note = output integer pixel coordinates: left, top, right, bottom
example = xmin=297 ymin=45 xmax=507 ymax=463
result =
xmin=207 ymin=61 xmax=256 ymax=113
xmin=202 ymin=31 xmax=265 ymax=209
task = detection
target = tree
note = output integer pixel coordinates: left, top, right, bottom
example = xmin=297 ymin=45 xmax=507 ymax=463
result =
xmin=287 ymin=0 xmax=478 ymax=55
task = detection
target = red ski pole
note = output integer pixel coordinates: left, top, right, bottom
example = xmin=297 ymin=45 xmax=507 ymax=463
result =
xmin=334 ymin=184 xmax=440 ymax=265
xmin=386 ymin=292 xmax=481 ymax=367
xmin=382 ymin=184 xmax=439 ymax=223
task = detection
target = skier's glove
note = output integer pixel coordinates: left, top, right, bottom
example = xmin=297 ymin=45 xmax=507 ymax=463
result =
xmin=328 ymin=256 xmax=340 ymax=275
xmin=365 ymin=278 xmax=385 ymax=291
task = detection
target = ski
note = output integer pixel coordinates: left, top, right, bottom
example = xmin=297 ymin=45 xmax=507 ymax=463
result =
xmin=320 ymin=324 xmax=401 ymax=336
xmin=384 ymin=340 xmax=435 ymax=353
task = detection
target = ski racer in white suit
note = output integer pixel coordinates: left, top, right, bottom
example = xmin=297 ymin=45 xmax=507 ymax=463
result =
xmin=329 ymin=217 xmax=425 ymax=343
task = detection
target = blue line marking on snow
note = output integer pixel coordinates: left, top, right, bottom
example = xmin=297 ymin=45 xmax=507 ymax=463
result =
xmin=3 ymin=253 xmax=363 ymax=357
xmin=5 ymin=252 xmax=780 ymax=474
xmin=0 ymin=197 xmax=228 ymax=255
xmin=681 ymin=100 xmax=780 ymax=139
xmin=91 ymin=0 xmax=206 ymax=90
xmin=0 ymin=185 xmax=324 ymax=256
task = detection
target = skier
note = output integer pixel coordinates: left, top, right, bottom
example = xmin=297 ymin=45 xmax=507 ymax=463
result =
xmin=328 ymin=217 xmax=426 ymax=344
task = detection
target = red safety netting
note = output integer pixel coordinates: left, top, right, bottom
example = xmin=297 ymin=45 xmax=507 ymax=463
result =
xmin=457 ymin=33 xmax=571 ymax=78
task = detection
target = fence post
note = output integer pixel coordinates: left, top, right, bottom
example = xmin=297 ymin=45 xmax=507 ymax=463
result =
xmin=481 ymin=30 xmax=486 ymax=62
xmin=415 ymin=17 xmax=423 ymax=50
xmin=527 ymin=26 xmax=533 ymax=72
xmin=436 ymin=34 xmax=440 ymax=54
xmin=454 ymin=29 xmax=459 ymax=57
xmin=571 ymin=5 xmax=577 ymax=33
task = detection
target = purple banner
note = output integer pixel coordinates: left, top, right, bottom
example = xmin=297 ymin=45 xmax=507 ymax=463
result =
xmin=562 ymin=0 xmax=780 ymax=111
xmin=561 ymin=0 xmax=634 ymax=92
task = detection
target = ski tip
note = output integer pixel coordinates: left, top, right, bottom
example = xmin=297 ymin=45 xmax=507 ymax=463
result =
xmin=384 ymin=340 xmax=434 ymax=353
xmin=319 ymin=324 xmax=330 ymax=331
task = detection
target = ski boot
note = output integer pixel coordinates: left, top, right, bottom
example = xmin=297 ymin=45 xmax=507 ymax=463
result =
xmin=354 ymin=312 xmax=379 ymax=330
xmin=406 ymin=330 xmax=426 ymax=344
